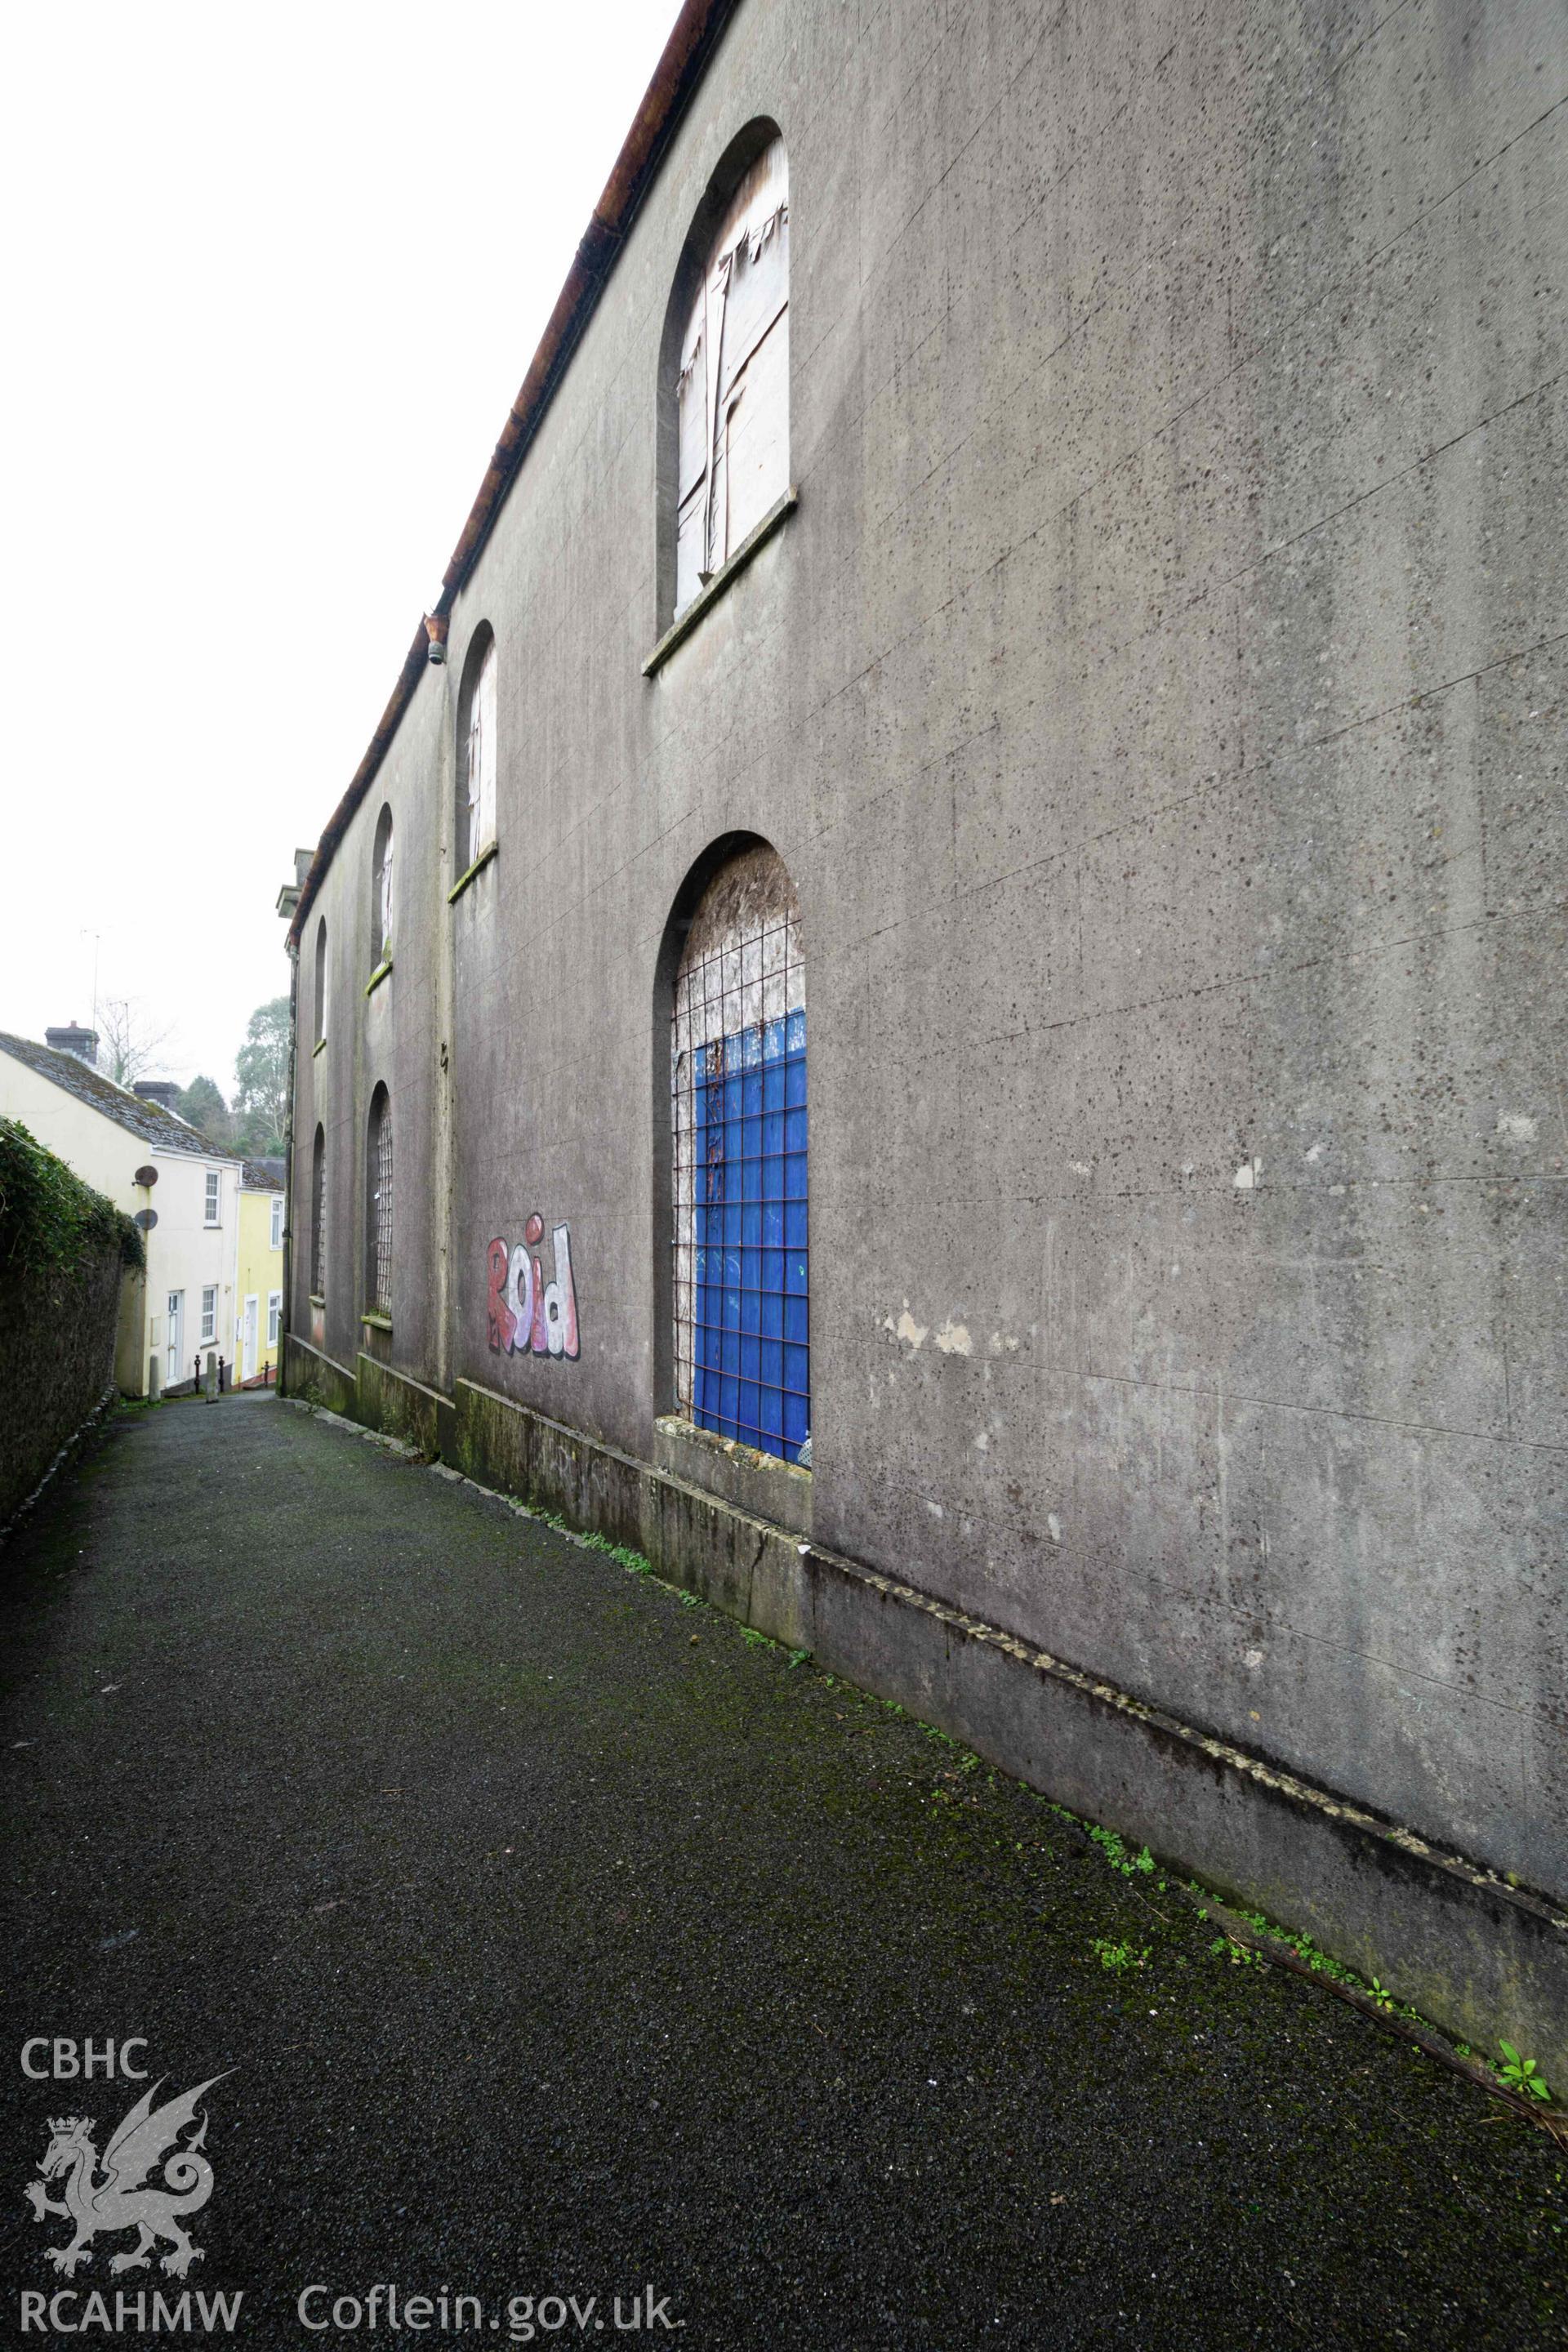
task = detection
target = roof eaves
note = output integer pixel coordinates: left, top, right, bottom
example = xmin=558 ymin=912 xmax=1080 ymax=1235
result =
xmin=287 ymin=0 xmax=742 ymax=952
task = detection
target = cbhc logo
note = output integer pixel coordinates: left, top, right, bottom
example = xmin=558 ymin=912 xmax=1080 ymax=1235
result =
xmin=20 ymin=2039 xmax=149 ymax=2079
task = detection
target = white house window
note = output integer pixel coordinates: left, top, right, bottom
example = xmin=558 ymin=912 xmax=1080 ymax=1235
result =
xmin=462 ymin=636 xmax=497 ymax=871
xmin=200 ymin=1286 xmax=217 ymax=1345
xmin=372 ymin=806 xmax=394 ymax=965
xmin=270 ymin=1193 xmax=284 ymax=1250
xmin=675 ymin=133 xmax=789 ymax=619
xmin=204 ymin=1170 xmax=221 ymax=1226
xmin=267 ymin=1291 xmax=282 ymax=1347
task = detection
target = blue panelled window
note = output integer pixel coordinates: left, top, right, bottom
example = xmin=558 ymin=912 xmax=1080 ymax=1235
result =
xmin=671 ymin=845 xmax=808 ymax=1465
xmin=692 ymin=1009 xmax=808 ymax=1459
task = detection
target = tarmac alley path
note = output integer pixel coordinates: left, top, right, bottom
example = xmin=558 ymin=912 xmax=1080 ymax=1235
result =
xmin=2 ymin=1392 xmax=1565 ymax=2349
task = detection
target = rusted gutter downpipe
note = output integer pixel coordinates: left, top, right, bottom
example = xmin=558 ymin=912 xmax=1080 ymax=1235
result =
xmin=287 ymin=0 xmax=742 ymax=955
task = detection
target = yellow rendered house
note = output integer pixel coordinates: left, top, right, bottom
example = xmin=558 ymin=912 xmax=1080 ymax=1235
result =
xmin=234 ymin=1162 xmax=285 ymax=1386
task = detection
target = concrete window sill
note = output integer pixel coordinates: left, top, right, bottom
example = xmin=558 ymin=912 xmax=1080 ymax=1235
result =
xmin=362 ymin=1312 xmax=393 ymax=1332
xmin=448 ymin=840 xmax=498 ymax=904
xmin=312 ymin=1037 xmax=327 ymax=1058
xmin=643 ymin=488 xmax=798 ymax=677
xmin=364 ymin=957 xmax=394 ymax=998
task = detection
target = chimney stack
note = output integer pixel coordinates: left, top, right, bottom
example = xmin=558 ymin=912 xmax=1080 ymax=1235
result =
xmin=132 ymin=1079 xmax=182 ymax=1111
xmin=276 ymin=845 xmax=314 ymax=922
xmin=46 ymin=1022 xmax=99 ymax=1069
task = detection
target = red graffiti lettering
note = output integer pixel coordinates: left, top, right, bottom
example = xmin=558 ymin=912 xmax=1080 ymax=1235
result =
xmin=487 ymin=1218 xmax=580 ymax=1361
xmin=486 ymin=1237 xmax=514 ymax=1352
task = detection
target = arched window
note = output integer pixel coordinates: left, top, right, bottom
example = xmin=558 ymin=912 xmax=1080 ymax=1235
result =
xmin=670 ymin=128 xmax=789 ymax=621
xmin=670 ymin=843 xmax=808 ymax=1463
xmin=313 ymin=916 xmax=328 ymax=1046
xmin=310 ymin=1124 xmax=327 ymax=1298
xmin=458 ymin=630 xmax=497 ymax=875
xmin=366 ymin=1085 xmax=393 ymax=1317
xmin=371 ymin=806 xmax=394 ymax=965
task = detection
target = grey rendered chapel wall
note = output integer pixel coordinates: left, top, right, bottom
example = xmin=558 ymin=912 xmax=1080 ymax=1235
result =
xmin=291 ymin=0 xmax=1567 ymax=2038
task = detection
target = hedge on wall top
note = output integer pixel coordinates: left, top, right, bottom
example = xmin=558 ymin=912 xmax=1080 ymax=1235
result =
xmin=0 ymin=1120 xmax=145 ymax=1276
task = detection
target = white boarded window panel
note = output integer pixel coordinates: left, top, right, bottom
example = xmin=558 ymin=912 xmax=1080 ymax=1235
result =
xmin=372 ymin=808 xmax=394 ymax=963
xmin=675 ymin=137 xmax=789 ymax=618
xmin=465 ymin=640 xmax=497 ymax=869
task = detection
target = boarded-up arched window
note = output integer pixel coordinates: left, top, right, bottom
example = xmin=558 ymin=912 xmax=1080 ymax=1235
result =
xmin=310 ymin=1124 xmax=327 ymax=1298
xmin=366 ymin=1085 xmax=393 ymax=1317
xmin=371 ymin=806 xmax=394 ymax=965
xmin=314 ymin=916 xmax=328 ymax=1046
xmin=674 ymin=133 xmax=789 ymax=618
xmin=460 ymin=633 xmax=497 ymax=873
xmin=670 ymin=844 xmax=808 ymax=1463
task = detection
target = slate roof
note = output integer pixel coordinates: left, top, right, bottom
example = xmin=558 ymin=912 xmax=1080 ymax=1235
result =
xmin=0 ymin=1032 xmax=242 ymax=1160
xmin=241 ymin=1159 xmax=286 ymax=1190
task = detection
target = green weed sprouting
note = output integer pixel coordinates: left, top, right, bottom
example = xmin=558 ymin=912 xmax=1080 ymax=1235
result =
xmin=1092 ymin=1938 xmax=1150 ymax=1974
xmin=1087 ymin=1826 xmax=1157 ymax=1879
xmin=1497 ymin=2042 xmax=1552 ymax=2102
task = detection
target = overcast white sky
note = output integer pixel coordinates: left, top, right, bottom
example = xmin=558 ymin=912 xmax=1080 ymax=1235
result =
xmin=0 ymin=2 xmax=679 ymax=1096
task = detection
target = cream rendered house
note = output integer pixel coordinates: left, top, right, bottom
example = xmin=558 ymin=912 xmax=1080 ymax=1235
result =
xmin=0 ymin=1028 xmax=243 ymax=1396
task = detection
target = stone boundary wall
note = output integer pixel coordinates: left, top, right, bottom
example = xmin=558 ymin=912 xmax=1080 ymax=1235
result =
xmin=0 ymin=1244 xmax=124 ymax=1533
xmin=285 ymin=1330 xmax=1568 ymax=2082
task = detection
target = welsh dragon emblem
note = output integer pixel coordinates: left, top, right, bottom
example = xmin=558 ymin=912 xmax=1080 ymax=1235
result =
xmin=24 ymin=2075 xmax=228 ymax=2278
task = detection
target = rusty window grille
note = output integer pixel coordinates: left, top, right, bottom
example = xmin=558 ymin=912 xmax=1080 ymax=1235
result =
xmin=671 ymin=880 xmax=808 ymax=1463
xmin=310 ymin=1125 xmax=326 ymax=1297
xmin=367 ymin=1088 xmax=393 ymax=1316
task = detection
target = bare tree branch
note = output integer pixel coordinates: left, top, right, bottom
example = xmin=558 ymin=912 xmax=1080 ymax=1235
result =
xmin=96 ymin=998 xmax=177 ymax=1088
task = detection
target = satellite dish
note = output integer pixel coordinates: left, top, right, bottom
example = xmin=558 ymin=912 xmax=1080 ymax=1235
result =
xmin=134 ymin=1164 xmax=158 ymax=1187
xmin=134 ymin=1208 xmax=158 ymax=1230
